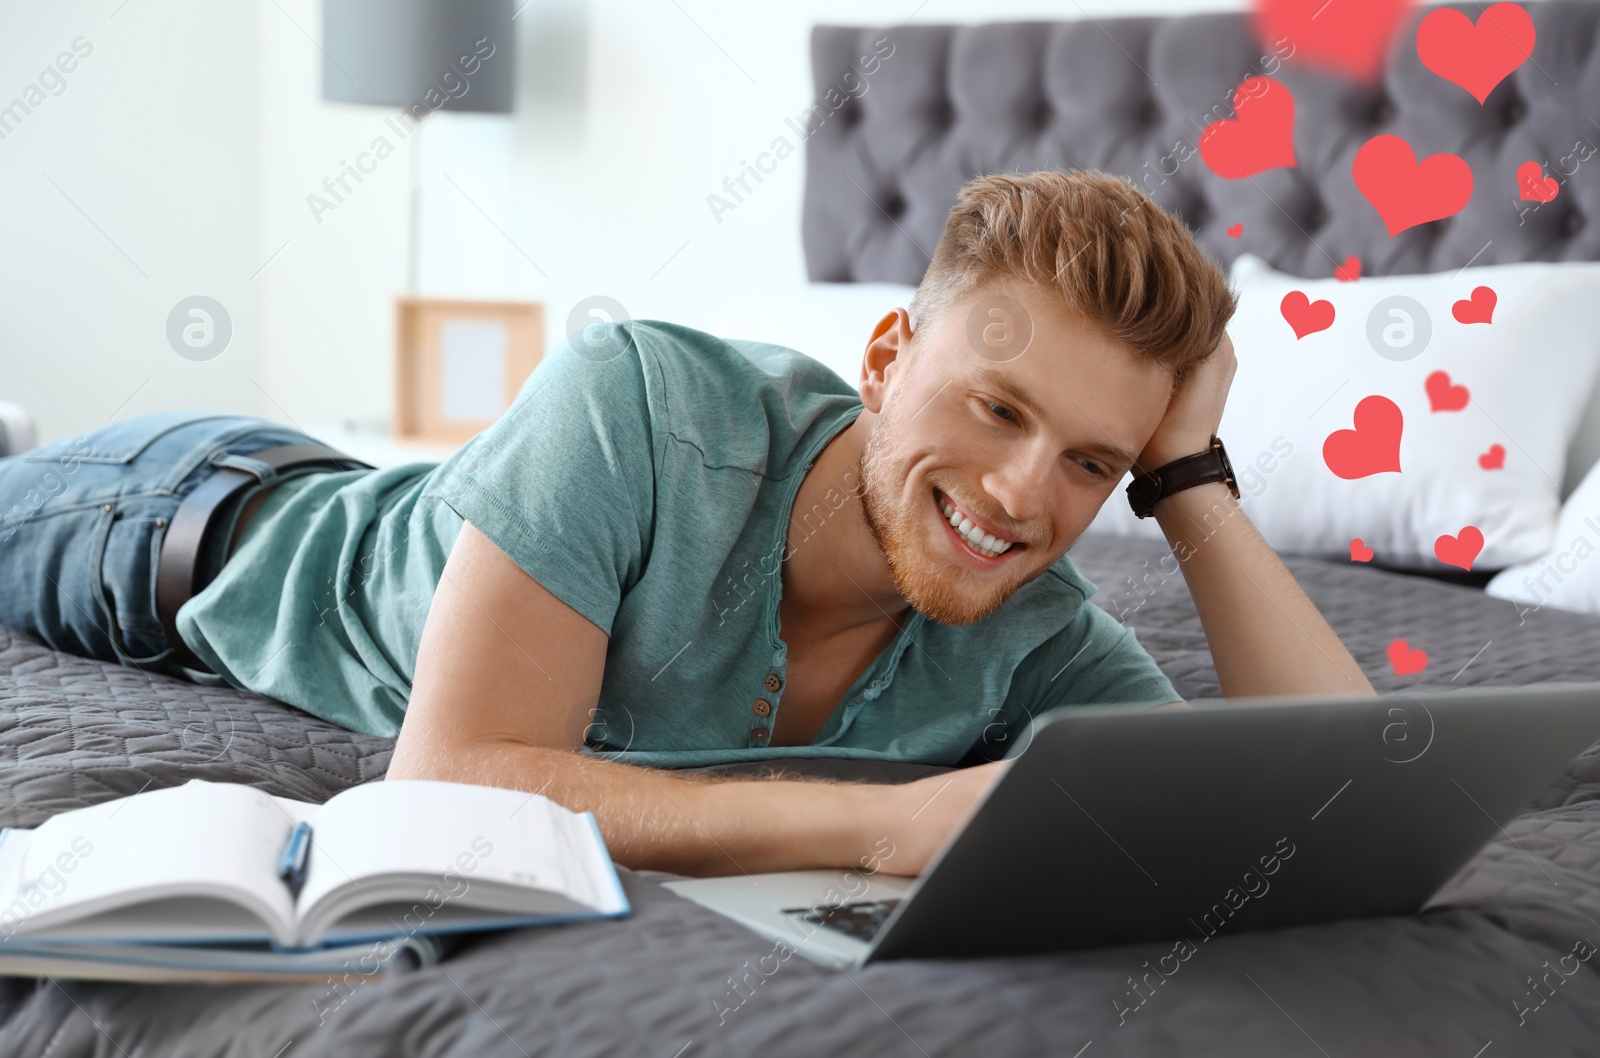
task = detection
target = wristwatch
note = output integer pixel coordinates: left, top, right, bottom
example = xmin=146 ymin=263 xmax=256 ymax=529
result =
xmin=1126 ymin=434 xmax=1240 ymax=519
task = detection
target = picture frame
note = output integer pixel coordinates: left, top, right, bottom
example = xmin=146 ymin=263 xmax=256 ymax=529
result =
xmin=393 ymin=297 xmax=543 ymax=445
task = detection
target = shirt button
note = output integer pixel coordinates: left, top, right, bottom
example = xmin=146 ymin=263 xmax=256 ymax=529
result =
xmin=751 ymin=728 xmax=768 ymax=741
xmin=764 ymin=673 xmax=783 ymax=692
xmin=753 ymin=698 xmax=771 ymax=716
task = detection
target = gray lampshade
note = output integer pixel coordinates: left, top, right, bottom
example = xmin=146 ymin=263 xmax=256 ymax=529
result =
xmin=321 ymin=0 xmax=514 ymax=114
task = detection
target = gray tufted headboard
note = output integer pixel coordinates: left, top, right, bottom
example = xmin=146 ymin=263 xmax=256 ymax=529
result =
xmin=802 ymin=1 xmax=1600 ymax=285
xmin=801 ymin=0 xmax=1600 ymax=496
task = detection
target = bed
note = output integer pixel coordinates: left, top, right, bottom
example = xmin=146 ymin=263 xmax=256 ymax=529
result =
xmin=6 ymin=3 xmax=1600 ymax=1055
xmin=3 ymin=536 xmax=1600 ymax=1055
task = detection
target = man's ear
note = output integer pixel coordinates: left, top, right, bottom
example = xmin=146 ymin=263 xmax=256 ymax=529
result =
xmin=859 ymin=308 xmax=913 ymax=413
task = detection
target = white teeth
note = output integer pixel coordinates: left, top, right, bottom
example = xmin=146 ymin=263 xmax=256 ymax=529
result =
xmin=937 ymin=493 xmax=1013 ymax=557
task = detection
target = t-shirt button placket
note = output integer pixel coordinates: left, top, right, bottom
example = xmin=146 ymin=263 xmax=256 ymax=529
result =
xmin=752 ymin=672 xmax=781 ymax=745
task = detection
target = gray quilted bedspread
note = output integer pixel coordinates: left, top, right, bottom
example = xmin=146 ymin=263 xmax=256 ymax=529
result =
xmin=2 ymin=533 xmax=1599 ymax=1056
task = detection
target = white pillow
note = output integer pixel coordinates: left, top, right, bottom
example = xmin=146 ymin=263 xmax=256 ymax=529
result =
xmin=1086 ymin=254 xmax=1600 ymax=570
xmin=696 ymin=283 xmax=918 ymax=388
xmin=1486 ymin=455 xmax=1600 ymax=615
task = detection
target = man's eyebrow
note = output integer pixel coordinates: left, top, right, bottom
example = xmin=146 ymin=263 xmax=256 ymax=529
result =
xmin=973 ymin=368 xmax=1139 ymax=469
xmin=975 ymin=368 xmax=1049 ymax=422
xmin=1076 ymin=437 xmax=1140 ymax=470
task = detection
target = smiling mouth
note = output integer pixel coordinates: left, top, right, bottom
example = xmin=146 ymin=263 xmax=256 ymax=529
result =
xmin=934 ymin=488 xmax=1024 ymax=560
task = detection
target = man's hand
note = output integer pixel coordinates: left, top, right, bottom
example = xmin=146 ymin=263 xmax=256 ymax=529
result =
xmin=1136 ymin=331 xmax=1237 ymax=471
xmin=867 ymin=759 xmax=1014 ymax=877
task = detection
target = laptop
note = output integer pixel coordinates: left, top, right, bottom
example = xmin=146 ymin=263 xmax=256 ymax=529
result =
xmin=662 ymin=682 xmax=1600 ymax=968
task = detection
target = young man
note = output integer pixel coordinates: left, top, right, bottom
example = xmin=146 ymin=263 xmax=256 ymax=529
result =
xmin=0 ymin=169 xmax=1371 ymax=880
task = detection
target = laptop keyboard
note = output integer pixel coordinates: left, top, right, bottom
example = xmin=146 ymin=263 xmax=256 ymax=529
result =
xmin=781 ymin=898 xmax=902 ymax=943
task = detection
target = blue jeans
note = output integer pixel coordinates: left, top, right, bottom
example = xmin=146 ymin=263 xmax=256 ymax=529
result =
xmin=0 ymin=411 xmax=335 ymax=684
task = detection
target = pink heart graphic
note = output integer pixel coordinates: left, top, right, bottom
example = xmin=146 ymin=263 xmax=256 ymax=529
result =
xmin=1435 ymin=526 xmax=1484 ymax=571
xmin=1199 ymin=76 xmax=1298 ymax=180
xmin=1280 ymin=291 xmax=1335 ymax=338
xmin=1478 ymin=443 xmax=1505 ymax=470
xmin=1253 ymin=0 xmax=1415 ymax=84
xmin=1388 ymin=638 xmax=1428 ymax=677
xmin=1334 ymin=256 xmax=1362 ymax=282
xmin=1350 ymin=538 xmax=1375 ymax=562
xmin=1226 ymin=222 xmax=1244 ymax=237
xmin=1517 ymin=161 xmax=1559 ymax=202
xmin=1352 ymin=134 xmax=1474 ymax=237
xmin=1416 ymin=2 xmax=1536 ymax=105
xmin=1426 ymin=371 xmax=1470 ymax=412
xmin=1452 ymin=285 xmax=1496 ymax=324
xmin=1323 ymin=396 xmax=1403 ymax=479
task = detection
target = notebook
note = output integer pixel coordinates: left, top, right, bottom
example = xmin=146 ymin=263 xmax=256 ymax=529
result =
xmin=0 ymin=777 xmax=629 ymax=980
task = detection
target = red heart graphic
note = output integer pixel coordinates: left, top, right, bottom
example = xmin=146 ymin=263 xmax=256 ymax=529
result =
xmin=1350 ymin=538 xmax=1375 ymax=562
xmin=1435 ymin=526 xmax=1484 ymax=571
xmin=1452 ymin=285 xmax=1496 ymax=324
xmin=1416 ymin=2 xmax=1536 ymax=105
xmin=1334 ymin=256 xmax=1362 ymax=282
xmin=1253 ymin=0 xmax=1415 ymax=84
xmin=1199 ymin=76 xmax=1298 ymax=179
xmin=1280 ymin=291 xmax=1335 ymax=338
xmin=1226 ymin=222 xmax=1244 ymax=237
xmin=1387 ymin=638 xmax=1428 ymax=677
xmin=1478 ymin=443 xmax=1505 ymax=470
xmin=1353 ymin=134 xmax=1474 ymax=236
xmin=1323 ymin=395 xmax=1403 ymax=479
xmin=1517 ymin=161 xmax=1559 ymax=202
xmin=1425 ymin=370 xmax=1469 ymax=412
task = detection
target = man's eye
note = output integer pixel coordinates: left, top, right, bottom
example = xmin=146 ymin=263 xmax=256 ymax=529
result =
xmin=985 ymin=401 xmax=1017 ymax=423
xmin=1078 ymin=459 xmax=1107 ymax=479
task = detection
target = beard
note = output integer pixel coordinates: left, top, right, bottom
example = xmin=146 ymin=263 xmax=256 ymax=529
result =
xmin=856 ymin=391 xmax=1043 ymax=626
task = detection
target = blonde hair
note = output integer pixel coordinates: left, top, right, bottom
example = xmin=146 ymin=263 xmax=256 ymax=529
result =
xmin=907 ymin=169 xmax=1237 ymax=387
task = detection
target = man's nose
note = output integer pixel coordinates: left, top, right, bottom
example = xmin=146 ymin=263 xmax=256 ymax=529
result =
xmin=982 ymin=443 xmax=1055 ymax=528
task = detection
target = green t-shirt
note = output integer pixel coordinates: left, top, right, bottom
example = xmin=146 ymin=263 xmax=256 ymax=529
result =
xmin=178 ymin=320 xmax=1179 ymax=767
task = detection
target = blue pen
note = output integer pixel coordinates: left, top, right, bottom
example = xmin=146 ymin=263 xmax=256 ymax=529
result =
xmin=276 ymin=821 xmax=313 ymax=900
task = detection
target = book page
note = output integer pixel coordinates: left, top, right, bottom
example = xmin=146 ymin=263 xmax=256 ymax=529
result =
xmin=269 ymin=794 xmax=321 ymax=825
xmin=297 ymin=780 xmax=610 ymax=928
xmin=0 ymin=780 xmax=298 ymax=943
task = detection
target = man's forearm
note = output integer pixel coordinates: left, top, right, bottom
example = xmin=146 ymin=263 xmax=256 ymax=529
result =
xmin=390 ymin=739 xmax=883 ymax=876
xmin=1151 ymin=480 xmax=1375 ymax=699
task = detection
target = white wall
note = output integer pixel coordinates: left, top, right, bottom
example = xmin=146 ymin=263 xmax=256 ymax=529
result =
xmin=0 ymin=0 xmax=260 ymax=446
xmin=3 ymin=0 xmax=1241 ymax=445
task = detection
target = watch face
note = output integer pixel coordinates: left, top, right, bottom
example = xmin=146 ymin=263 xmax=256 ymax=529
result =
xmin=1213 ymin=436 xmax=1239 ymax=494
xmin=1127 ymin=473 xmax=1161 ymax=516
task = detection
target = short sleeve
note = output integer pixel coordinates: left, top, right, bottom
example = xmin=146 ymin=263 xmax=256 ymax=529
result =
xmin=1047 ymin=602 xmax=1180 ymax=707
xmin=426 ymin=323 xmax=657 ymax=636
xmin=973 ymin=600 xmax=1180 ymax=761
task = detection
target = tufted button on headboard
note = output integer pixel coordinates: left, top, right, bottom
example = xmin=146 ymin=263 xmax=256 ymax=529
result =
xmin=802 ymin=1 xmax=1600 ymax=284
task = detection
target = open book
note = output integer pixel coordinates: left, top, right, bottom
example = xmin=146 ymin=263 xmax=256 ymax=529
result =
xmin=0 ymin=778 xmax=629 ymax=954
xmin=0 ymin=931 xmax=463 ymax=984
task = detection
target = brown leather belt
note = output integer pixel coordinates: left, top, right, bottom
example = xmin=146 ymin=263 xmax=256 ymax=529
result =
xmin=156 ymin=442 xmax=374 ymax=673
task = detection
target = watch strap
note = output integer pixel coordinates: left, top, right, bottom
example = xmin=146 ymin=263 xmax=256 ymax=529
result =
xmin=1126 ymin=436 xmax=1239 ymax=518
